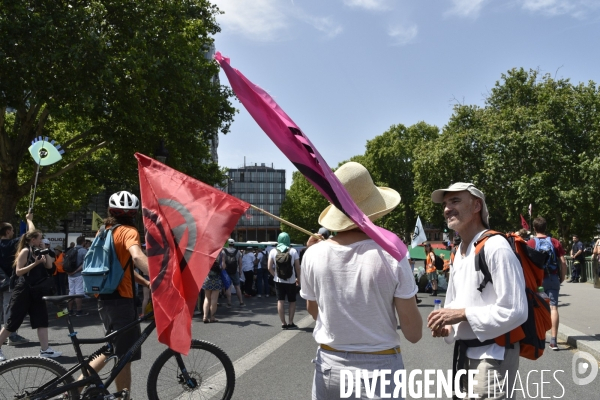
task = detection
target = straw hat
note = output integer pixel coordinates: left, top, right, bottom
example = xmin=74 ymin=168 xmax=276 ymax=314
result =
xmin=318 ymin=162 xmax=400 ymax=232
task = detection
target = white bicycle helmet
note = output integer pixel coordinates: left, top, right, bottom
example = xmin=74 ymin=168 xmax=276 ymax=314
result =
xmin=108 ymin=191 xmax=139 ymax=216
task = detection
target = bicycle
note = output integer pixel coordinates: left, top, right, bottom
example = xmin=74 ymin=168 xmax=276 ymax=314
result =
xmin=0 ymin=294 xmax=235 ymax=400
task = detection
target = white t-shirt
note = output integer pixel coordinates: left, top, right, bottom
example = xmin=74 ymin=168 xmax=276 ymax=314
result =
xmin=269 ymin=248 xmax=299 ymax=284
xmin=241 ymin=252 xmax=256 ymax=272
xmin=444 ymin=231 xmax=528 ymax=360
xmin=300 ymin=239 xmax=418 ymax=352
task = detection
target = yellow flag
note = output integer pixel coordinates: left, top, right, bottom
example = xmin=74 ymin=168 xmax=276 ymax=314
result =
xmin=92 ymin=211 xmax=104 ymax=231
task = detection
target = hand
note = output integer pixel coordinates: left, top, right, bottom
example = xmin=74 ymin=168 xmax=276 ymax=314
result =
xmin=26 ymin=212 xmax=33 ymax=221
xmin=35 ymin=255 xmax=46 ymax=265
xmin=427 ymin=308 xmax=466 ymax=332
xmin=431 ymin=325 xmax=452 ymax=338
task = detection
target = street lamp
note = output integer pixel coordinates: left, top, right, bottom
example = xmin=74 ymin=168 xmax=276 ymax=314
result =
xmin=154 ymin=139 xmax=169 ymax=164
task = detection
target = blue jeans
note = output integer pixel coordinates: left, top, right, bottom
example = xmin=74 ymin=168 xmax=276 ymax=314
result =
xmin=256 ymin=269 xmax=270 ymax=296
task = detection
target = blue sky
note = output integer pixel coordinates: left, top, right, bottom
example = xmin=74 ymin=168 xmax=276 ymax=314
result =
xmin=214 ymin=0 xmax=600 ymax=188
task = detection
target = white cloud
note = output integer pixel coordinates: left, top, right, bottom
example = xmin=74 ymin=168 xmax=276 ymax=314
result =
xmin=343 ymin=0 xmax=391 ymax=11
xmin=216 ymin=0 xmax=289 ymax=42
xmin=388 ymin=24 xmax=418 ymax=46
xmin=521 ymin=0 xmax=574 ymax=15
xmin=300 ymin=15 xmax=344 ymax=39
xmin=445 ymin=0 xmax=487 ymax=18
xmin=217 ymin=0 xmax=343 ymax=41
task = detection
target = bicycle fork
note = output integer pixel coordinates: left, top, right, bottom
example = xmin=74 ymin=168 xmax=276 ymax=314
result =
xmin=175 ymin=354 xmax=198 ymax=389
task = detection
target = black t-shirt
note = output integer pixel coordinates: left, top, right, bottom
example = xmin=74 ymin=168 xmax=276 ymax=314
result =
xmin=22 ymin=247 xmax=52 ymax=286
xmin=572 ymin=241 xmax=585 ymax=262
xmin=0 ymin=238 xmax=19 ymax=277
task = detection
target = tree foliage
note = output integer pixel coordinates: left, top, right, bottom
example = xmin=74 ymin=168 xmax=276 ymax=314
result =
xmin=280 ymin=171 xmax=330 ymax=244
xmin=362 ymin=122 xmax=439 ymax=239
xmin=413 ymin=68 xmax=600 ymax=242
xmin=0 ymin=0 xmax=235 ymax=225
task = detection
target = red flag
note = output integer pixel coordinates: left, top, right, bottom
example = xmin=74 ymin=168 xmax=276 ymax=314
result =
xmin=520 ymin=214 xmax=530 ymax=231
xmin=136 ymin=153 xmax=250 ymax=355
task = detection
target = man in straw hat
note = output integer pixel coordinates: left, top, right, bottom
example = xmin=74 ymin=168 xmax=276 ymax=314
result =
xmin=300 ymin=162 xmax=422 ymax=399
xmin=427 ymin=182 xmax=527 ymax=399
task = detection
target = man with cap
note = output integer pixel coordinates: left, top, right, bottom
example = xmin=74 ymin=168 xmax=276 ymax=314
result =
xmin=241 ymin=246 xmax=256 ymax=297
xmin=427 ymin=182 xmax=527 ymax=399
xmin=300 ymin=162 xmax=422 ymax=398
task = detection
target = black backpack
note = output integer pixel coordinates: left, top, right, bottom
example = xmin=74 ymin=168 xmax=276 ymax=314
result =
xmin=210 ymin=251 xmax=223 ymax=275
xmin=259 ymin=250 xmax=269 ymax=270
xmin=62 ymin=247 xmax=80 ymax=273
xmin=275 ymin=249 xmax=293 ymax=280
xmin=434 ymin=253 xmax=444 ymax=271
xmin=224 ymin=249 xmax=239 ymax=274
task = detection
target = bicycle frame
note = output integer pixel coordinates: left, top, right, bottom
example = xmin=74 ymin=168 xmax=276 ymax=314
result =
xmin=33 ymin=311 xmax=157 ymax=399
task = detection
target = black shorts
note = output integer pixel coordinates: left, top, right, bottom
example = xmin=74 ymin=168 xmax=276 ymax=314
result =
xmin=98 ymin=298 xmax=142 ymax=362
xmin=275 ymin=282 xmax=297 ymax=302
xmin=5 ymin=281 xmax=48 ymax=331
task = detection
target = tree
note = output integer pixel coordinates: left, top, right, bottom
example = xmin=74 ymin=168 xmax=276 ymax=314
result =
xmin=413 ymin=68 xmax=600 ymax=242
xmin=362 ymin=122 xmax=439 ymax=239
xmin=280 ymin=171 xmax=330 ymax=244
xmin=0 ymin=0 xmax=235 ymax=224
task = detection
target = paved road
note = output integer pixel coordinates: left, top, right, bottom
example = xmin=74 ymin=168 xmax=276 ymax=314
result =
xmin=9 ymin=291 xmax=600 ymax=399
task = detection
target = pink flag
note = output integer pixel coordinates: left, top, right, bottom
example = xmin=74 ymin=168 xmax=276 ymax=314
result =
xmin=215 ymin=53 xmax=407 ymax=261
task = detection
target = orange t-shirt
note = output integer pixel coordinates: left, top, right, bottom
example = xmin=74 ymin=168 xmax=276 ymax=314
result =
xmin=425 ymin=252 xmax=437 ymax=274
xmin=106 ymin=224 xmax=140 ymax=298
xmin=54 ymin=252 xmax=64 ymax=273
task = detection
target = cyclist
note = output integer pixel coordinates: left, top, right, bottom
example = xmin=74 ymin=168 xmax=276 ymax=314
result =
xmin=86 ymin=191 xmax=150 ymax=395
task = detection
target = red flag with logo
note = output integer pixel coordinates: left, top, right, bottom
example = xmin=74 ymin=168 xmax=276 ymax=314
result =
xmin=136 ymin=153 xmax=250 ymax=355
xmin=520 ymin=214 xmax=530 ymax=231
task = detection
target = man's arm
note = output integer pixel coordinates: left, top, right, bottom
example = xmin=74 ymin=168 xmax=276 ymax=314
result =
xmin=268 ymin=254 xmax=275 ymax=277
xmin=307 ymin=300 xmax=318 ymax=320
xmin=25 ymin=212 xmax=35 ymax=232
xmin=134 ymin=270 xmax=150 ymax=288
xmin=396 ymin=297 xmax=423 ymax=343
xmin=294 ymin=258 xmax=300 ymax=285
xmin=129 ymin=244 xmax=148 ymax=275
xmin=559 ymin=256 xmax=567 ymax=283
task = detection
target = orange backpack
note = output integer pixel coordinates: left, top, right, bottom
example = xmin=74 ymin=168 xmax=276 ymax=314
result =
xmin=474 ymin=230 xmax=551 ymax=360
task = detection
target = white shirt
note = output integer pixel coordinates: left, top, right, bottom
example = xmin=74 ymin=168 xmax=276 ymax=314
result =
xmin=241 ymin=252 xmax=256 ymax=272
xmin=300 ymin=239 xmax=418 ymax=352
xmin=444 ymin=231 xmax=528 ymax=360
xmin=269 ymin=248 xmax=299 ymax=284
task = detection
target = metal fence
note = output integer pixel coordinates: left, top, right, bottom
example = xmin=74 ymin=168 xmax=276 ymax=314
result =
xmin=565 ymin=256 xmax=600 ymax=288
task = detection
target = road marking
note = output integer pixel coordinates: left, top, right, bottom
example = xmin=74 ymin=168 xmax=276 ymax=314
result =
xmin=198 ymin=314 xmax=315 ymax=399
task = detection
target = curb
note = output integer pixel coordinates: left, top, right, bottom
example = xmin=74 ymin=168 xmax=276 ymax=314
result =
xmin=547 ymin=324 xmax=600 ymax=362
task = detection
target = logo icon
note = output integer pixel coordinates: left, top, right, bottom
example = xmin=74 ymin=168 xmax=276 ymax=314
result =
xmin=572 ymin=351 xmax=598 ymax=385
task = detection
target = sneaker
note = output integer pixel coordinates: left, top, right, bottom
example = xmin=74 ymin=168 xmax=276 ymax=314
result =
xmin=287 ymin=323 xmax=298 ymax=329
xmin=0 ymin=348 xmax=6 ymax=362
xmin=265 ymin=294 xmax=269 ymax=298
xmin=39 ymin=347 xmax=62 ymax=358
xmin=6 ymin=334 xmax=30 ymax=346
xmin=257 ymin=294 xmax=262 ymax=298
xmin=75 ymin=310 xmax=89 ymax=317
xmin=226 ymin=303 xmax=232 ymax=308
xmin=549 ymin=343 xmax=559 ymax=351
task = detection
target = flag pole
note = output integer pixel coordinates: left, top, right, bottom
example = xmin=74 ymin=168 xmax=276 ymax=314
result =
xmin=249 ymin=204 xmax=320 ymax=239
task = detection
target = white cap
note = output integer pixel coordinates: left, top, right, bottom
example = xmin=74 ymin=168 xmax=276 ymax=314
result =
xmin=228 ymin=238 xmax=235 ymax=244
xmin=42 ymin=238 xmax=51 ymax=245
xmin=431 ymin=182 xmax=489 ymax=229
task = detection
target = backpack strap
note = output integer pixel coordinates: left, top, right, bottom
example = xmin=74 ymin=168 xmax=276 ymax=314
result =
xmin=473 ymin=230 xmax=506 ymax=293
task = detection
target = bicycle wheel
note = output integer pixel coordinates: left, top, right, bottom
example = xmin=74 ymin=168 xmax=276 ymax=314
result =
xmin=147 ymin=339 xmax=235 ymax=400
xmin=0 ymin=356 xmax=78 ymax=399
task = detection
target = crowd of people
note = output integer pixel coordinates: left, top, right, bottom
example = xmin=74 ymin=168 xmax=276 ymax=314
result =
xmin=0 ymin=162 xmax=595 ymax=399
